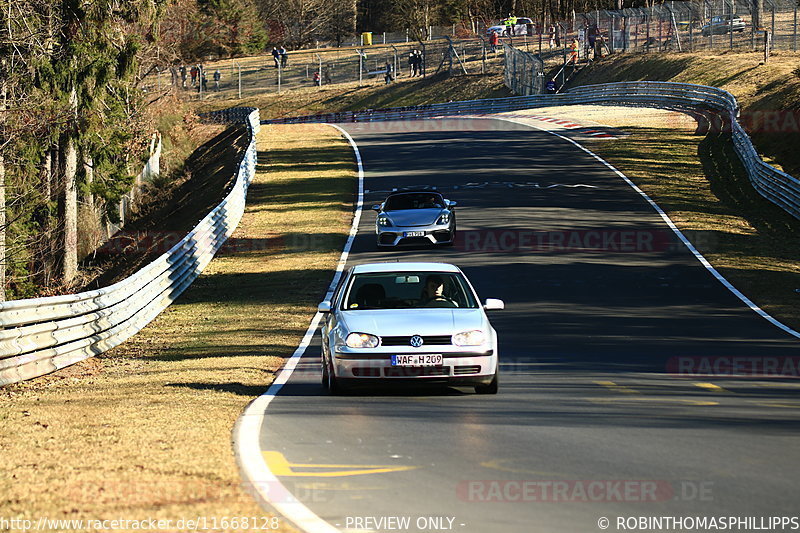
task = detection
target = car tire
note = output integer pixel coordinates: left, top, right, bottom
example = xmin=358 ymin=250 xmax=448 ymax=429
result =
xmin=326 ymin=355 xmax=343 ymax=395
xmin=321 ymin=350 xmax=329 ymax=388
xmin=475 ymin=371 xmax=498 ymax=395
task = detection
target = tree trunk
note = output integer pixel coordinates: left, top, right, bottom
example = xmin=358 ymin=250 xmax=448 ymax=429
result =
xmin=0 ymin=59 xmax=6 ymax=302
xmin=61 ymin=86 xmax=78 ymax=286
xmin=62 ymin=134 xmax=78 ymax=285
xmin=754 ymin=0 xmax=764 ymax=29
xmin=83 ymin=151 xmax=93 ymax=209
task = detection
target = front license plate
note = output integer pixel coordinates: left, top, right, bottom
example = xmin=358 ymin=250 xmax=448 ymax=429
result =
xmin=391 ymin=354 xmax=443 ymax=366
xmin=403 ymin=231 xmax=425 ymax=237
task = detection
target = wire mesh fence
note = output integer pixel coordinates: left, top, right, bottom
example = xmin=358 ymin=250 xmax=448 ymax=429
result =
xmin=485 ymin=0 xmax=799 ymax=56
xmin=143 ymin=38 xmax=494 ymax=101
xmin=503 ymin=44 xmax=544 ymax=95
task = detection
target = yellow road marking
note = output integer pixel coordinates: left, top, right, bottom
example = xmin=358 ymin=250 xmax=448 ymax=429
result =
xmin=480 ymin=459 xmax=562 ymax=476
xmin=589 ymin=397 xmax=718 ymax=406
xmin=694 ymin=382 xmax=730 ymax=393
xmin=594 ymin=380 xmax=639 ymax=394
xmin=263 ymin=451 xmax=417 ymax=477
xmin=751 ymin=401 xmax=800 ymax=409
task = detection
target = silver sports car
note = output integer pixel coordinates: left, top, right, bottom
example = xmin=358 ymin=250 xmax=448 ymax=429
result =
xmin=372 ymin=189 xmax=456 ymax=247
xmin=317 ymin=262 xmax=504 ymax=394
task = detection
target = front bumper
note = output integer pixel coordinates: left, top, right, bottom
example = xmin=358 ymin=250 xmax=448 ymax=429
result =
xmin=376 ymin=225 xmax=454 ymax=247
xmin=333 ymin=351 xmax=496 ymax=384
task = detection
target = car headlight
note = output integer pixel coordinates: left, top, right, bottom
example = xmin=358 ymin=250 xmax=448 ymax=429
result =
xmin=452 ymin=330 xmax=486 ymax=346
xmin=377 ymin=214 xmax=392 ymax=227
xmin=436 ymin=212 xmax=451 ymax=225
xmin=345 ymin=332 xmax=380 ymax=348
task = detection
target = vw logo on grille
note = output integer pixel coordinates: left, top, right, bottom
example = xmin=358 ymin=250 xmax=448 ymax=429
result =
xmin=409 ymin=335 xmax=424 ymax=348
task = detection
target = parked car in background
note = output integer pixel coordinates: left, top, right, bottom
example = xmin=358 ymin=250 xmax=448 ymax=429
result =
xmin=701 ymin=14 xmax=746 ymax=35
xmin=486 ymin=17 xmax=536 ymax=36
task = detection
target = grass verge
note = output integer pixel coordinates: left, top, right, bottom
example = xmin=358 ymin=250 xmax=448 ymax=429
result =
xmin=572 ymin=51 xmax=800 ymax=177
xmin=0 ymin=124 xmax=356 ymax=532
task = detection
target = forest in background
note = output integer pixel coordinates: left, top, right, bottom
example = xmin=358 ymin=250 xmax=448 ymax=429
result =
xmin=0 ymin=0 xmax=742 ymax=302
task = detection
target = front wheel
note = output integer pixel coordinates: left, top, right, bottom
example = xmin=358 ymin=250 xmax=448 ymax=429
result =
xmin=475 ymin=371 xmax=499 ymax=395
xmin=326 ymin=355 xmax=342 ymax=395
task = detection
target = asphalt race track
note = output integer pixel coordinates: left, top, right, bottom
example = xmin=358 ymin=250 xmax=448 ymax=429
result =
xmin=256 ymin=119 xmax=800 ymax=533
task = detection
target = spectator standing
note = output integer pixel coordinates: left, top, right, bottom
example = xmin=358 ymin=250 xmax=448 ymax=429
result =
xmin=278 ymin=46 xmax=288 ymax=68
xmin=190 ymin=64 xmax=198 ymax=86
xmin=179 ymin=65 xmax=187 ymax=88
xmin=213 ymin=69 xmax=221 ymax=92
xmin=384 ymin=61 xmax=394 ymax=84
xmin=313 ymin=71 xmax=320 ymax=86
xmin=489 ymin=30 xmax=500 ymax=53
xmin=568 ymin=38 xmax=579 ymax=64
xmin=408 ymin=50 xmax=416 ymax=76
xmin=548 ymin=25 xmax=556 ymax=48
xmin=588 ymin=25 xmax=598 ymax=59
xmin=271 ymin=47 xmax=280 ymax=68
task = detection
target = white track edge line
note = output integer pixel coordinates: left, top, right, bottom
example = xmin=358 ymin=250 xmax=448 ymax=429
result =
xmin=232 ymin=123 xmax=364 ymax=533
xmin=493 ymin=115 xmax=800 ymax=339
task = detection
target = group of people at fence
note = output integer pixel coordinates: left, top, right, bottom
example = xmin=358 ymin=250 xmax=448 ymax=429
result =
xmin=271 ymin=46 xmax=289 ymax=68
xmin=173 ymin=64 xmax=222 ymax=93
xmin=407 ymin=50 xmax=423 ymax=77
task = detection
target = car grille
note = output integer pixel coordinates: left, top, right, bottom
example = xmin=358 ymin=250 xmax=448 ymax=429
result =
xmin=384 ymin=366 xmax=449 ymax=377
xmin=453 ymin=365 xmax=482 ymax=375
xmin=381 ymin=335 xmax=452 ymax=346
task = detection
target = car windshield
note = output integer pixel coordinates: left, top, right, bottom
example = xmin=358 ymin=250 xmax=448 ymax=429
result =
xmin=343 ymin=272 xmax=478 ymax=310
xmin=384 ymin=193 xmax=444 ymax=211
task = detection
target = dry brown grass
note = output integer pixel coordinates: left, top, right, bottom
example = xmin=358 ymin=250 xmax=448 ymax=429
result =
xmin=0 ymin=124 xmax=355 ymax=532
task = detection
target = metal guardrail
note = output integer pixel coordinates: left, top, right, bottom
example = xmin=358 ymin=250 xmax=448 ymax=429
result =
xmin=0 ymin=107 xmax=260 ymax=386
xmin=263 ymin=81 xmax=799 ymax=221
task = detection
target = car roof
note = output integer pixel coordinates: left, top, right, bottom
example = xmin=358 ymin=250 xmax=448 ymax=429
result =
xmin=351 ymin=262 xmax=461 ymax=274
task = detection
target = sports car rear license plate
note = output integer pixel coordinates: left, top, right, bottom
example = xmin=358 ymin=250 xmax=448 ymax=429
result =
xmin=403 ymin=231 xmax=425 ymax=237
xmin=391 ymin=354 xmax=443 ymax=366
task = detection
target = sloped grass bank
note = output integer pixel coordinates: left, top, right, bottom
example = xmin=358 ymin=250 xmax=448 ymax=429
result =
xmin=572 ymin=51 xmax=800 ymax=177
xmin=0 ymin=124 xmax=355 ymax=531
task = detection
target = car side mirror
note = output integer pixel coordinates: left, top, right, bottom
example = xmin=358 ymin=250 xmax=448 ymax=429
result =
xmin=483 ymin=298 xmax=504 ymax=310
xmin=371 ymin=204 xmax=382 ymax=211
xmin=318 ymin=301 xmax=332 ymax=313
xmin=446 ymin=200 xmax=457 ymax=208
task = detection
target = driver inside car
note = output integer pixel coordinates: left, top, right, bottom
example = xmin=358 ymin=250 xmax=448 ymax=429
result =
xmin=421 ymin=275 xmax=457 ymax=307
